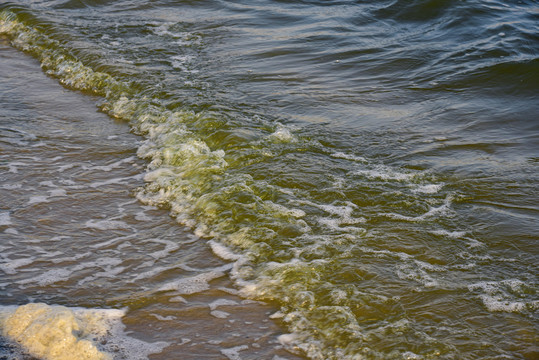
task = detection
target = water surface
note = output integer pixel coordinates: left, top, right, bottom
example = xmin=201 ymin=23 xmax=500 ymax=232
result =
xmin=1 ymin=1 xmax=538 ymax=359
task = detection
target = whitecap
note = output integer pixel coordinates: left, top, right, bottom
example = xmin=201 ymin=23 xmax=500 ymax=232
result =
xmin=208 ymin=240 xmax=242 ymax=261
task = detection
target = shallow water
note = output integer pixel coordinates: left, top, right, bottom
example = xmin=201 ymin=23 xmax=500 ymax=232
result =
xmin=0 ymin=40 xmax=302 ymax=360
xmin=1 ymin=1 xmax=538 ymax=359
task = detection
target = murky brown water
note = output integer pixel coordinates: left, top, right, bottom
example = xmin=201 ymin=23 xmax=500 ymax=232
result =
xmin=0 ymin=40 xmax=305 ymax=360
xmin=1 ymin=0 xmax=537 ymax=358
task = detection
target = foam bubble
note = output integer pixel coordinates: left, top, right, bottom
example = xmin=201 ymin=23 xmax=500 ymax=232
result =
xmin=0 ymin=303 xmax=167 ymax=360
xmin=0 ymin=303 xmax=111 ymax=360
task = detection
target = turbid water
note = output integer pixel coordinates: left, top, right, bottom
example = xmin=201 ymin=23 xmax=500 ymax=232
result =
xmin=0 ymin=1 xmax=538 ymax=359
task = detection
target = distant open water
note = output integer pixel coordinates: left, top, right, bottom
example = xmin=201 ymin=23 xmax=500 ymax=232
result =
xmin=0 ymin=1 xmax=538 ymax=359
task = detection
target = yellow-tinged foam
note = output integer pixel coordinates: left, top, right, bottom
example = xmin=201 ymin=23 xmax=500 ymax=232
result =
xmin=0 ymin=303 xmax=119 ymax=360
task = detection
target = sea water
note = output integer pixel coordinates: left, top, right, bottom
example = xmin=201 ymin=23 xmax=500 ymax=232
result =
xmin=0 ymin=1 xmax=537 ymax=359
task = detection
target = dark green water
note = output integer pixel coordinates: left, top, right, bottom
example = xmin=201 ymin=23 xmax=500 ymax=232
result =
xmin=1 ymin=1 xmax=538 ymax=359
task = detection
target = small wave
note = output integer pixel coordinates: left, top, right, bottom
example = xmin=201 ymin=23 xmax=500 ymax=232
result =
xmin=468 ymin=279 xmax=538 ymax=314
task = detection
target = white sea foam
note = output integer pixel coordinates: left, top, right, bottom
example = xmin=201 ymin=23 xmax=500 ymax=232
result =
xmin=396 ymin=263 xmax=439 ymax=288
xmin=7 ymin=161 xmax=28 ymax=173
xmin=134 ymin=210 xmax=153 ymax=221
xmin=17 ymin=268 xmax=72 ymax=286
xmin=431 ymin=229 xmax=467 ymax=238
xmin=354 ymin=165 xmax=416 ymax=181
xmin=170 ymin=55 xmax=198 ymax=73
xmin=27 ymin=195 xmax=49 ymax=205
xmin=264 ymin=201 xmax=306 ymax=219
xmin=0 ymin=303 xmax=168 ymax=360
xmin=83 ymin=157 xmax=136 ymax=172
xmin=169 ymin=296 xmax=187 ymax=303
xmin=412 ymin=183 xmax=443 ymax=194
xmin=208 ymin=240 xmax=242 ymax=261
xmin=220 ymin=345 xmax=249 ymax=360
xmin=148 ymin=239 xmax=180 ymax=259
xmin=49 ymin=188 xmax=67 ymax=197
xmin=85 ymin=219 xmax=132 ymax=231
xmin=300 ymin=200 xmax=365 ymax=231
xmin=0 ymin=257 xmax=34 ymax=275
xmin=89 ymin=174 xmax=143 ymax=188
xmin=402 ymin=351 xmax=423 ymax=359
xmin=157 ymin=265 xmax=231 ymax=294
xmin=151 ymin=314 xmax=176 ymax=321
xmin=277 ymin=333 xmax=299 ymax=347
xmin=269 ymin=311 xmax=285 ymax=319
xmin=0 ymin=303 xmax=115 ymax=360
xmin=1 ymin=183 xmax=22 ymax=189
xmin=383 ymin=196 xmax=452 ymax=222
xmin=4 ymin=227 xmax=18 ymax=234
xmin=16 ymin=257 xmax=124 ymax=287
xmin=210 ymin=310 xmax=230 ymax=319
xmin=58 ymin=163 xmax=76 ymax=172
xmin=0 ymin=212 xmax=11 ymax=226
xmin=209 ymin=298 xmax=238 ymax=311
xmin=330 ymin=151 xmax=367 ymax=163
xmin=132 ymin=265 xmax=176 ymax=282
xmin=468 ymin=280 xmax=538 ymax=313
xmin=39 ymin=180 xmax=56 ymax=187
xmin=78 ymin=266 xmax=125 ymax=285
xmin=269 ymin=126 xmax=296 ymax=143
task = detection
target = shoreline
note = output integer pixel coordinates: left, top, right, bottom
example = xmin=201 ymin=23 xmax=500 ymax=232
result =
xmin=0 ymin=40 xmax=304 ymax=360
